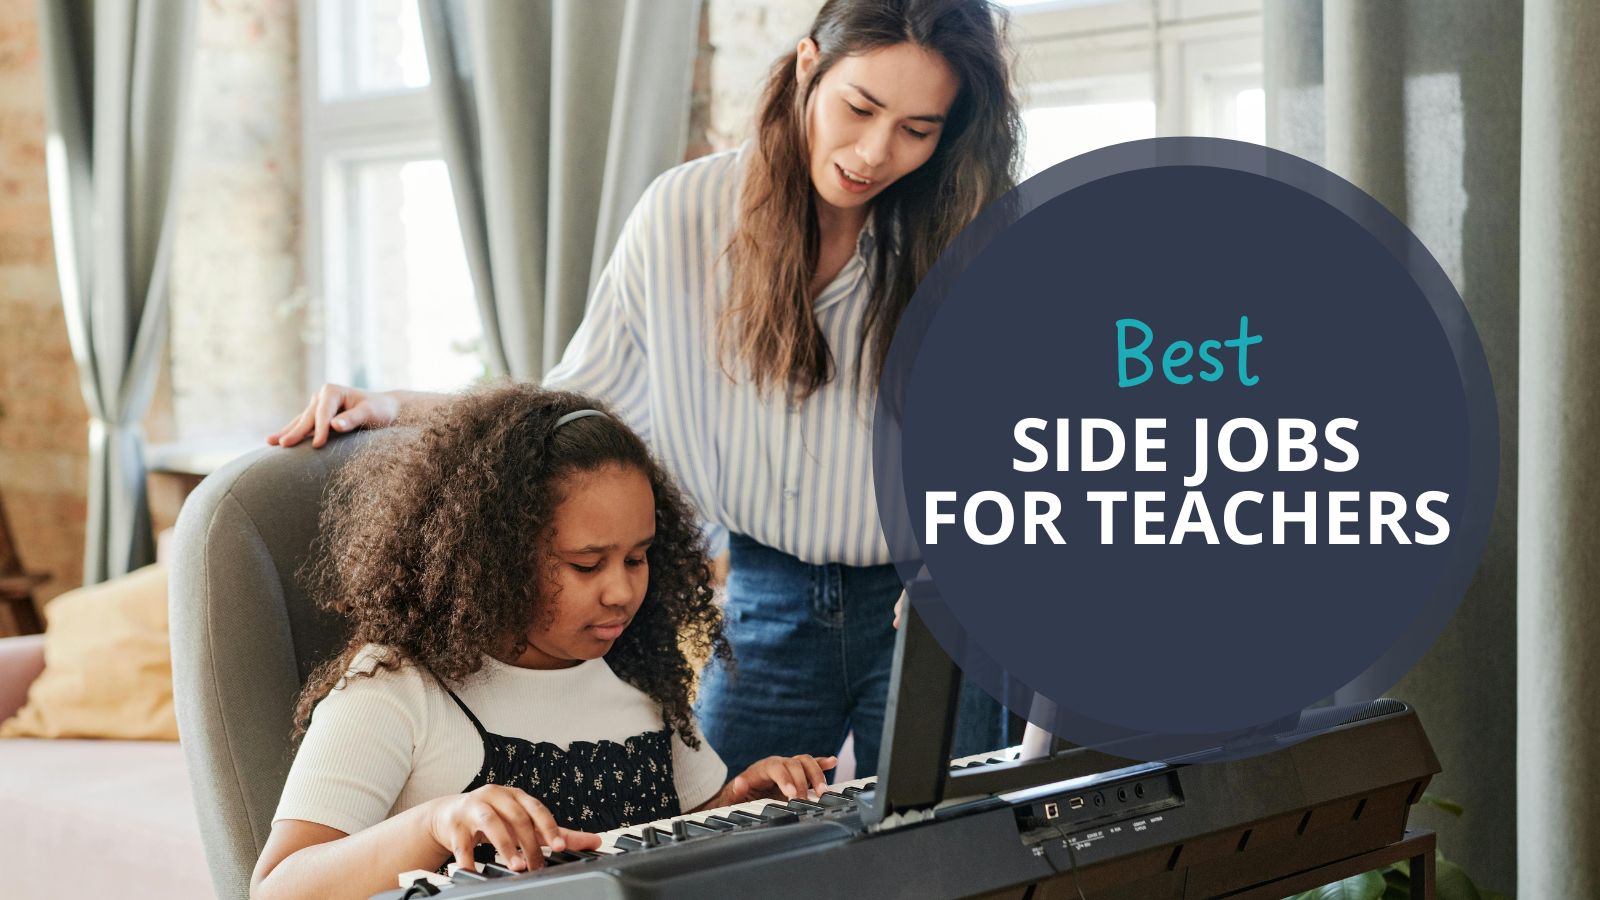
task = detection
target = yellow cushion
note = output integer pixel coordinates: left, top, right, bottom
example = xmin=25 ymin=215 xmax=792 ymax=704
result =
xmin=0 ymin=563 xmax=178 ymax=741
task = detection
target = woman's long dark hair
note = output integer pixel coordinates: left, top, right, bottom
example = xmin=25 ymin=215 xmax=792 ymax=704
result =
xmin=293 ymin=385 xmax=729 ymax=747
xmin=722 ymin=0 xmax=1022 ymax=400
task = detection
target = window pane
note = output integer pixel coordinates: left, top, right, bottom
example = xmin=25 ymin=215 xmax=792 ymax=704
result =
xmin=336 ymin=157 xmax=484 ymax=392
xmin=1021 ymin=101 xmax=1157 ymax=178
xmin=319 ymin=0 xmax=429 ymax=100
xmin=1230 ymin=87 xmax=1266 ymax=145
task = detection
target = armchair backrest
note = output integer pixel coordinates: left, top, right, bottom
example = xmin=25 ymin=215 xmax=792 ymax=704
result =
xmin=169 ymin=433 xmax=380 ymax=899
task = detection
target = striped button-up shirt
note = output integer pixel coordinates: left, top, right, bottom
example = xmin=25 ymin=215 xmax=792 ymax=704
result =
xmin=545 ymin=148 xmax=888 ymax=566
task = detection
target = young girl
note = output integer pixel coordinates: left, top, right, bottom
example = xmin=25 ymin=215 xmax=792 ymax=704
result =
xmin=250 ymin=386 xmax=835 ymax=900
xmin=270 ymin=0 xmax=1021 ymax=779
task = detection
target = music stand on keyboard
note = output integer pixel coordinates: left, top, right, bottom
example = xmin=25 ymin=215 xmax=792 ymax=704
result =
xmin=866 ymin=580 xmax=1143 ymax=827
xmin=864 ymin=597 xmax=964 ymax=825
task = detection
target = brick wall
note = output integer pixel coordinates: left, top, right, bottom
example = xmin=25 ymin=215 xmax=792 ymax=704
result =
xmin=0 ymin=0 xmax=86 ymax=611
xmin=169 ymin=0 xmax=304 ymax=443
xmin=707 ymin=0 xmax=819 ymax=149
xmin=0 ymin=0 xmax=303 ymax=631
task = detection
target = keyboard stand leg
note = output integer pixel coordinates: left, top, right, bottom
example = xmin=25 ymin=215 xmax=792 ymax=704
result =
xmin=1408 ymin=842 xmax=1435 ymax=900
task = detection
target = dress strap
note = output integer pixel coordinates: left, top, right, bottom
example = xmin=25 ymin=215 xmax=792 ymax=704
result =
xmin=429 ymin=670 xmax=490 ymax=738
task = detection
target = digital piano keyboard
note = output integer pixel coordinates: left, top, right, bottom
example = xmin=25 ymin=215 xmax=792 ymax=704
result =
xmin=377 ymin=699 xmax=1438 ymax=900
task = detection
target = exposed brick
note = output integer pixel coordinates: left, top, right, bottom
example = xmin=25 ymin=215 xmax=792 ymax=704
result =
xmin=707 ymin=0 xmax=818 ymax=149
xmin=0 ymin=0 xmax=83 ymax=613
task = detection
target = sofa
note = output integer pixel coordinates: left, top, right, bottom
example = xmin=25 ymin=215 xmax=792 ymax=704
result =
xmin=0 ymin=632 xmax=213 ymax=898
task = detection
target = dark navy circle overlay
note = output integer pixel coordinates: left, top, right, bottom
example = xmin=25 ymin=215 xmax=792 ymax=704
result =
xmin=873 ymin=138 xmax=1498 ymax=761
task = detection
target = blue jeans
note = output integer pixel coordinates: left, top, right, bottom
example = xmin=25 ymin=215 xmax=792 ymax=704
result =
xmin=696 ymin=533 xmax=1007 ymax=778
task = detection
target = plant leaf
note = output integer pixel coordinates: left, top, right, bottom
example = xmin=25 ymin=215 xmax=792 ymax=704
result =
xmin=1434 ymin=855 xmax=1484 ymax=900
xmin=1421 ymin=793 xmax=1465 ymax=817
xmin=1286 ymin=870 xmax=1388 ymax=900
xmin=1381 ymin=866 xmax=1413 ymax=900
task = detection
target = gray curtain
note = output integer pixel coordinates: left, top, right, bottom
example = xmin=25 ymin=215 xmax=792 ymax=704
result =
xmin=1517 ymin=1 xmax=1600 ymax=897
xmin=420 ymin=0 xmax=703 ymax=381
xmin=37 ymin=0 xmax=197 ymax=585
xmin=1270 ymin=0 xmax=1600 ymax=895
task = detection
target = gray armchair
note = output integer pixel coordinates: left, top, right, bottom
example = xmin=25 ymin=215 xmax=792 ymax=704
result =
xmin=169 ymin=433 xmax=378 ymax=899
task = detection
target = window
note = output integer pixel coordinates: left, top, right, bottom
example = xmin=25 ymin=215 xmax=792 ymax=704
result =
xmin=300 ymin=0 xmax=485 ymax=393
xmin=1000 ymin=0 xmax=1264 ymax=176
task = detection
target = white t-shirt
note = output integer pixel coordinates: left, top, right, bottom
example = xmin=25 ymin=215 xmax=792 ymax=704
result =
xmin=275 ymin=646 xmax=728 ymax=835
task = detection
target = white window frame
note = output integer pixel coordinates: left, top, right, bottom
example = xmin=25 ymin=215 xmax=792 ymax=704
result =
xmin=297 ymin=0 xmax=444 ymax=392
xmin=1005 ymin=0 xmax=1263 ymax=141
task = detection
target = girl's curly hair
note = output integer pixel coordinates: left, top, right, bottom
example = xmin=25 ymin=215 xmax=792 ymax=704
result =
xmin=293 ymin=385 xmax=730 ymax=748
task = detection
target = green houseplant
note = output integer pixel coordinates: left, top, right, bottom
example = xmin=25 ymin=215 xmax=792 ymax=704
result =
xmin=1286 ymin=796 xmax=1509 ymax=900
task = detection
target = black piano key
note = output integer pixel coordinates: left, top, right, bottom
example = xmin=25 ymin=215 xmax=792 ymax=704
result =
xmin=614 ymin=833 xmax=647 ymax=851
xmin=818 ymin=792 xmax=853 ymax=808
xmin=863 ymin=782 xmax=877 ymax=792
xmin=728 ymin=810 xmax=767 ymax=826
xmin=399 ymin=877 xmax=441 ymax=898
xmin=683 ymin=820 xmax=723 ymax=837
xmin=479 ymin=861 xmax=517 ymax=878
xmin=759 ymin=804 xmax=801 ymax=823
xmin=451 ymin=868 xmax=490 ymax=883
xmin=702 ymin=815 xmax=739 ymax=830
xmin=840 ymin=786 xmax=863 ymax=798
xmin=575 ymin=850 xmax=605 ymax=859
xmin=786 ymin=798 xmax=826 ymax=813
xmin=672 ymin=820 xmax=692 ymax=842
xmin=546 ymin=851 xmax=585 ymax=865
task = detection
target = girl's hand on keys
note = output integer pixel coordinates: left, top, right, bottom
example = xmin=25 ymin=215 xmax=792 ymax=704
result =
xmin=425 ymin=785 xmax=600 ymax=873
xmin=722 ymin=754 xmax=838 ymax=804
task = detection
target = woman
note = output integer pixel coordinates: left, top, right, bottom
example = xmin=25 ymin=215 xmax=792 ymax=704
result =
xmin=270 ymin=0 xmax=1022 ymax=778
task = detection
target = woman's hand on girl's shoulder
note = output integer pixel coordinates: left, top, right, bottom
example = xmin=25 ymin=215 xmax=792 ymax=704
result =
xmin=267 ymin=383 xmax=406 ymax=449
xmin=425 ymin=784 xmax=602 ymax=873
xmin=720 ymin=754 xmax=838 ymax=806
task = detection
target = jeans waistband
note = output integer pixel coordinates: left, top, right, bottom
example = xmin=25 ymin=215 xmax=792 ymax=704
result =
xmin=726 ymin=533 xmax=899 ymax=625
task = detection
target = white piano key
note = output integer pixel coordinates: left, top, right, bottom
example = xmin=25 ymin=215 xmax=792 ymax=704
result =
xmin=589 ymin=744 xmax=1023 ymax=851
xmin=397 ymin=869 xmax=452 ymax=890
